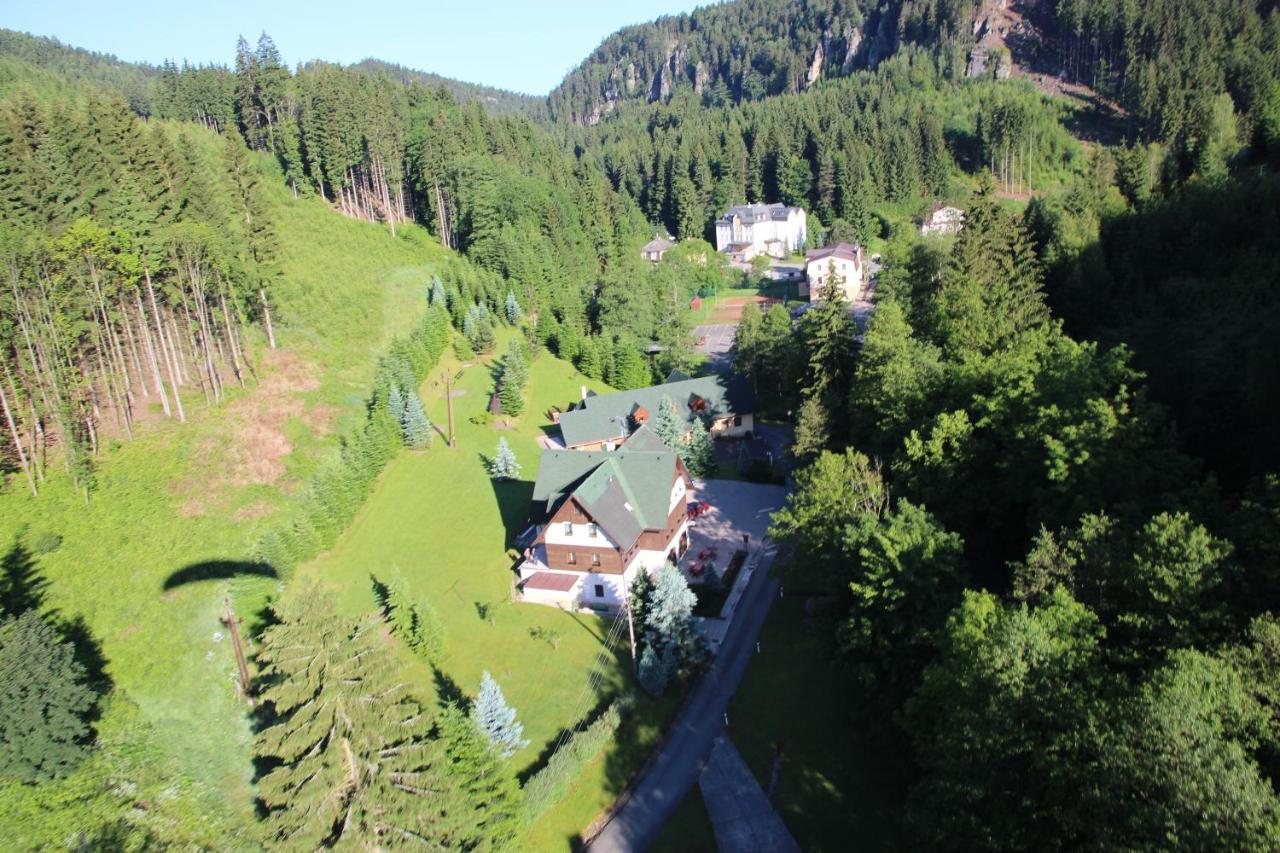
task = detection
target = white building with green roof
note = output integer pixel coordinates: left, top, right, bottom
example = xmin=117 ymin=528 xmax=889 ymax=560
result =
xmin=518 ymin=425 xmax=693 ymax=612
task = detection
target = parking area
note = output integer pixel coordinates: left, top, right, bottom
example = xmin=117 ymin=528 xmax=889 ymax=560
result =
xmin=694 ymin=323 xmax=738 ymax=370
xmin=685 ymin=478 xmax=786 ymax=579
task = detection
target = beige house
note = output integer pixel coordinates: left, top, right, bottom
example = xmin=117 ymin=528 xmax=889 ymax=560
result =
xmin=641 ymin=234 xmax=676 ymax=262
xmin=803 ymin=243 xmax=865 ymax=302
xmin=715 ymin=203 xmax=807 ymax=261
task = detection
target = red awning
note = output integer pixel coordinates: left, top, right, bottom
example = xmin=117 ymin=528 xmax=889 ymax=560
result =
xmin=521 ymin=571 xmax=579 ymax=592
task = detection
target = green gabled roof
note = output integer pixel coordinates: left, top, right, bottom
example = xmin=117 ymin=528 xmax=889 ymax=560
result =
xmin=531 ymin=440 xmax=684 ymax=550
xmin=557 ymin=373 xmax=755 ymax=448
xmin=619 ymin=422 xmax=670 ymax=453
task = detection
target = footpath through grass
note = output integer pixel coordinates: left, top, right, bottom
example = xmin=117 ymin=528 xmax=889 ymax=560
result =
xmin=0 ymin=174 xmax=450 ymax=845
xmin=294 ymin=329 xmax=682 ymax=850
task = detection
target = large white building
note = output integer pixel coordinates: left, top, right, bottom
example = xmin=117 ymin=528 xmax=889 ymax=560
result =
xmin=714 ymin=203 xmax=808 ymax=262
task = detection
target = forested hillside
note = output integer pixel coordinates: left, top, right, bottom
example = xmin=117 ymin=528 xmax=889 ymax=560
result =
xmin=2 ymin=0 xmax=1280 ymax=847
xmin=568 ymin=51 xmax=1077 ymax=244
xmin=548 ymin=0 xmax=983 ymax=124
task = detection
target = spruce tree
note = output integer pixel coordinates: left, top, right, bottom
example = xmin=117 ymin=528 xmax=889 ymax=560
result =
xmin=489 ymin=438 xmax=521 ymax=481
xmin=793 ymin=396 xmax=831 ymax=460
xmin=430 ymin=275 xmax=448 ymax=308
xmin=381 ymin=574 xmax=446 ymax=663
xmin=472 ymin=316 xmax=496 ymax=354
xmin=638 ymin=644 xmax=671 ymax=696
xmin=437 ymin=705 xmax=521 ymax=847
xmin=387 ymin=383 xmax=405 ymax=426
xmin=684 ymin=417 xmax=716 ymax=477
xmin=504 ymin=291 xmax=522 ymax=324
xmin=653 ymin=395 xmax=685 ymax=451
xmin=645 ymin=563 xmax=704 ymax=675
xmin=0 ymin=611 xmax=95 ymax=783
xmin=401 ymin=389 xmax=432 ymax=449
xmin=471 ymin=671 xmax=529 ymax=758
xmin=254 ymin=591 xmax=469 ymax=848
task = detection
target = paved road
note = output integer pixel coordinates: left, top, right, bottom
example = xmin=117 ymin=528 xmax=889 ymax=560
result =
xmin=694 ymin=323 xmax=737 ymax=372
xmin=700 ymin=733 xmax=801 ymax=852
xmin=585 ymin=539 xmax=783 ymax=852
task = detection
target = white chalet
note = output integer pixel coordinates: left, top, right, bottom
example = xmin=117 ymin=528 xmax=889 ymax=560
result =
xmin=714 ymin=203 xmax=807 ymax=262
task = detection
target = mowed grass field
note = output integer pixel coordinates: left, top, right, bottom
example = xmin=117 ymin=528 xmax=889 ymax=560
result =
xmin=294 ymin=328 xmax=683 ymax=850
xmin=0 ymin=165 xmax=453 ymax=845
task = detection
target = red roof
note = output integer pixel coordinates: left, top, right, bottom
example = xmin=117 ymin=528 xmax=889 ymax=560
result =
xmin=521 ymin=571 xmax=579 ymax=592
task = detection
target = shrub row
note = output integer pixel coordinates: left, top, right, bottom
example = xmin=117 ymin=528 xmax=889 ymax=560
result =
xmin=522 ymin=695 xmax=633 ymax=823
xmin=253 ymin=303 xmax=451 ymax=576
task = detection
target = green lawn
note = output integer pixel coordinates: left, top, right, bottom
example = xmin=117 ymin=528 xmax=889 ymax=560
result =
xmin=727 ymin=594 xmax=909 ymax=852
xmin=0 ymin=171 xmax=453 ymax=845
xmin=651 ymin=786 xmax=717 ymax=852
xmin=292 ymin=329 xmax=682 ymax=850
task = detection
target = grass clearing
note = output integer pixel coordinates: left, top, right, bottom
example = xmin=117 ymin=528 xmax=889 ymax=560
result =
xmin=0 ymin=172 xmax=451 ymax=844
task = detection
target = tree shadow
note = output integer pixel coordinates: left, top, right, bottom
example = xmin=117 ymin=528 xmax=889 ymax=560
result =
xmin=432 ymin=666 xmax=470 ymax=713
xmin=488 ymin=473 xmax=535 ymax=548
xmin=162 ymin=559 xmax=279 ymax=591
xmin=2 ymin=536 xmax=113 ymax=726
xmin=1 ymin=537 xmax=47 ymax=617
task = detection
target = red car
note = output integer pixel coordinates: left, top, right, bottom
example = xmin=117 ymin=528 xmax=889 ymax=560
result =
xmin=688 ymin=501 xmax=711 ymax=519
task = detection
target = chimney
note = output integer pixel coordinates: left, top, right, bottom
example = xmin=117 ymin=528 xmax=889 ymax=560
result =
xmin=581 ymin=385 xmax=588 ymax=402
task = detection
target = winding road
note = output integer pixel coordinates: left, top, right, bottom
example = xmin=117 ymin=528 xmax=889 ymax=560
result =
xmin=585 ymin=539 xmax=783 ymax=852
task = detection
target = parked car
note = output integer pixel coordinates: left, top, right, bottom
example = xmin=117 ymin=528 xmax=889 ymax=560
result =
xmin=688 ymin=500 xmax=711 ymax=519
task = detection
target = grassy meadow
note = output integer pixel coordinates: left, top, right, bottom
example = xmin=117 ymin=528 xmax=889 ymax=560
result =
xmin=0 ymin=170 xmax=451 ymax=845
xmin=293 ymin=326 xmax=683 ymax=850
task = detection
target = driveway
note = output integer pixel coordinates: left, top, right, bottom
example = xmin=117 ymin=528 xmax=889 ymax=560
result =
xmin=585 ymin=480 xmax=787 ymax=853
xmin=688 ymin=478 xmax=785 ymax=561
xmin=694 ymin=323 xmax=737 ymax=372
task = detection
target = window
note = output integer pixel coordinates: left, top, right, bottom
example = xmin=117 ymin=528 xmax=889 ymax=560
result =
xmin=733 ymin=415 xmax=742 ymax=426
xmin=588 ymin=523 xmax=599 ymax=538
xmin=591 ymin=553 xmax=601 ymax=566
xmin=567 ymin=551 xmax=577 ymax=565
xmin=563 ymin=521 xmax=572 ymax=536
xmin=594 ymin=584 xmax=605 ymax=598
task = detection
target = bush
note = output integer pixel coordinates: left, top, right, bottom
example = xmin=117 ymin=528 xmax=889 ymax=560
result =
xmin=522 ymin=696 xmax=632 ymax=822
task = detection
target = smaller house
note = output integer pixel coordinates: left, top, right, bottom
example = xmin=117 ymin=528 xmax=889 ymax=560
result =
xmin=921 ymin=205 xmax=965 ymax=236
xmin=803 ymin=243 xmax=865 ymax=303
xmin=556 ymin=371 xmax=756 ymax=451
xmin=641 ymin=235 xmax=676 ymax=262
xmin=517 ymin=425 xmax=693 ymax=612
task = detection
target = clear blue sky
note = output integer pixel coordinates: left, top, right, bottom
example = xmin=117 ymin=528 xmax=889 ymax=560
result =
xmin=3 ymin=0 xmax=713 ymax=95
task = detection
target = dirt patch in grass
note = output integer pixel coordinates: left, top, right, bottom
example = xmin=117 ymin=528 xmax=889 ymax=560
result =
xmin=233 ymin=500 xmax=276 ymax=522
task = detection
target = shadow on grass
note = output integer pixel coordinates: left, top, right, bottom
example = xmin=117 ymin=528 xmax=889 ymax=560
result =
xmin=162 ymin=559 xmax=279 ymax=591
xmin=433 ymin=666 xmax=471 ymax=713
xmin=487 ymin=473 xmax=534 ymax=548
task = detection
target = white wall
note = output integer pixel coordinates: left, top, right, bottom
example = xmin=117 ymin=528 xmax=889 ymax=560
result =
xmin=544 ymin=520 xmax=618 ymax=548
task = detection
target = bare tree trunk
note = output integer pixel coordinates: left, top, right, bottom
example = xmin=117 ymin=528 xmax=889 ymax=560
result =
xmin=259 ymin=288 xmax=276 ymax=349
xmin=121 ymin=298 xmax=148 ymax=397
xmin=135 ymin=289 xmax=171 ymax=417
xmin=217 ymin=282 xmax=245 ymax=389
xmin=0 ymin=362 xmax=36 ymax=496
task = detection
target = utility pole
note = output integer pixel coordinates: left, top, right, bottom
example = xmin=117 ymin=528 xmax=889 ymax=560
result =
xmin=625 ymin=590 xmax=638 ymax=672
xmin=444 ymin=370 xmax=458 ymax=448
xmin=223 ymin=597 xmax=253 ymax=706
